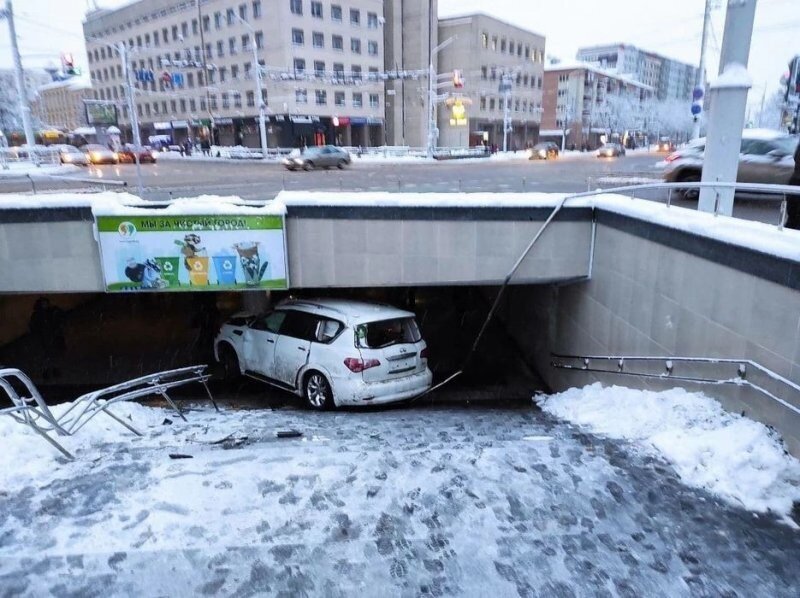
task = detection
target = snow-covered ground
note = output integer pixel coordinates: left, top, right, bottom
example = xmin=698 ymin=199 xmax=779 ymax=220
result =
xmin=1 ymin=386 xmax=798 ymax=596
xmin=0 ymin=161 xmax=80 ymax=178
xmin=538 ymin=384 xmax=800 ymax=520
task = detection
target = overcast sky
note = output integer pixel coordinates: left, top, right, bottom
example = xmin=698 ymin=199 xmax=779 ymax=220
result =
xmin=1 ymin=0 xmax=798 ymax=107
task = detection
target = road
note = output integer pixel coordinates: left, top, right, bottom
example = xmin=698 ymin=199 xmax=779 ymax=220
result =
xmin=0 ymin=151 xmax=786 ymax=225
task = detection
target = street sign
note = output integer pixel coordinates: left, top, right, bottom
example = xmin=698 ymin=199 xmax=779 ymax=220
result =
xmin=691 ymin=103 xmax=702 ymax=116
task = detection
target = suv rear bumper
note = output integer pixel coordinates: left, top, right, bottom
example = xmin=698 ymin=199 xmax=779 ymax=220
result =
xmin=332 ymin=368 xmax=433 ymax=406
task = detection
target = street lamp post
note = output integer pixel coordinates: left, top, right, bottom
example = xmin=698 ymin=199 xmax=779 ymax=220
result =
xmin=118 ymin=42 xmax=144 ymax=195
xmin=1 ymin=0 xmax=37 ymax=160
xmin=234 ymin=14 xmax=268 ymax=159
xmin=427 ymin=36 xmax=456 ymax=159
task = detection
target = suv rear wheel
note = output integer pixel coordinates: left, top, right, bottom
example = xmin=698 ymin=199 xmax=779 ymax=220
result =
xmin=677 ymin=171 xmax=701 ymax=200
xmin=304 ymin=371 xmax=333 ymax=410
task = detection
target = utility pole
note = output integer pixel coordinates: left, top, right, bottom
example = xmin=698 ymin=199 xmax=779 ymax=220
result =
xmin=698 ymin=0 xmax=758 ymax=215
xmin=2 ymin=0 xmax=37 ymax=154
xmin=197 ymin=0 xmax=215 ymax=146
xmin=120 ymin=42 xmax=144 ymax=195
xmin=692 ymin=0 xmax=713 ymax=139
xmin=426 ymin=36 xmax=456 ymax=159
xmin=234 ymin=13 xmax=268 ymax=159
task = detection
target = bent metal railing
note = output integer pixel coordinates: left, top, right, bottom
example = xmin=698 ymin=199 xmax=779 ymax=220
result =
xmin=551 ymin=353 xmax=800 ymax=417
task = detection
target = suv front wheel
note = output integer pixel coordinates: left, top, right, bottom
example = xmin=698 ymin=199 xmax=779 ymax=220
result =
xmin=677 ymin=170 xmax=701 ymax=200
xmin=304 ymin=371 xmax=334 ymax=410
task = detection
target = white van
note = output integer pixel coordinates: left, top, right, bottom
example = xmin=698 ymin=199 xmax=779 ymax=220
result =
xmin=214 ymin=299 xmax=432 ymax=409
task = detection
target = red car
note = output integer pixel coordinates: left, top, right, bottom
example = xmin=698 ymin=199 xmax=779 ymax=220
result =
xmin=117 ymin=144 xmax=158 ymax=164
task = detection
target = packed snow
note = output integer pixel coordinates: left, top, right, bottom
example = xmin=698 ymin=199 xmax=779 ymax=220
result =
xmin=0 ymin=162 xmax=80 ymax=178
xmin=710 ymin=62 xmax=753 ymax=90
xmin=537 ymin=383 xmax=800 ymax=520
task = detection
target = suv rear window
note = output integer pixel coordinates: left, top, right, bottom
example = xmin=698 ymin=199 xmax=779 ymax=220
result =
xmin=356 ymin=317 xmax=421 ymax=349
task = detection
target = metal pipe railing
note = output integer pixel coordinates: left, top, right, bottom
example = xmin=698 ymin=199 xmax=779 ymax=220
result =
xmin=551 ymin=353 xmax=800 ymax=417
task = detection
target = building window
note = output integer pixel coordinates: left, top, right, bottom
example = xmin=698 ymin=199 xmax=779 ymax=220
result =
xmin=226 ymin=8 xmax=236 ymax=25
xmin=239 ymin=3 xmax=247 ymax=20
xmin=331 ymin=5 xmax=342 ymax=21
xmin=368 ymin=12 xmax=378 ymax=28
xmin=219 ymin=67 xmax=227 ymax=82
xmin=296 ymin=88 xmax=308 ymax=104
xmin=292 ymin=29 xmax=304 ymax=45
xmin=352 ymin=65 xmax=362 ymax=81
xmin=314 ymin=60 xmax=325 ymax=76
xmin=313 ymin=32 xmax=324 ymax=48
xmin=181 ymin=22 xmax=188 ymax=38
xmin=234 ymin=93 xmax=242 ymax=108
xmin=352 ymin=92 xmax=362 ymax=108
xmin=369 ymin=93 xmax=379 ymax=108
xmin=244 ymin=62 xmax=252 ymax=78
xmin=481 ymin=66 xmax=487 ymax=80
xmin=335 ymin=91 xmax=345 ymax=106
xmin=255 ymin=32 xmax=264 ymax=49
xmin=489 ymin=98 xmax=495 ymax=110
xmin=481 ymin=33 xmax=488 ymax=49
xmin=252 ymin=1 xmax=262 ymax=19
xmin=351 ymin=38 xmax=361 ymax=54
xmin=242 ymin=35 xmax=250 ymax=51
xmin=311 ymin=1 xmax=322 ymax=18
xmin=333 ymin=62 xmax=344 ymax=81
xmin=190 ymin=99 xmax=196 ymax=111
xmin=231 ymin=65 xmax=239 ymax=79
xmin=222 ymin=92 xmax=229 ymax=108
xmin=246 ymin=90 xmax=255 ymax=106
xmin=500 ymin=38 xmax=506 ymax=53
xmin=180 ymin=99 xmax=186 ymax=112
xmin=187 ymin=72 xmax=194 ymax=87
xmin=315 ymin=89 xmax=327 ymax=105
xmin=214 ymin=12 xmax=222 ymax=29
xmin=368 ymin=40 xmax=378 ymax=56
xmin=171 ymin=25 xmax=178 ymax=41
xmin=229 ymin=37 xmax=237 ymax=54
xmin=350 ymin=9 xmax=360 ymax=25
xmin=491 ymin=36 xmax=497 ymax=51
xmin=294 ymin=58 xmax=306 ymax=73
xmin=332 ymin=35 xmax=343 ymax=51
xmin=216 ymin=41 xmax=224 ymax=57
xmin=480 ymin=97 xmax=486 ymax=110
xmin=205 ymin=42 xmax=212 ymax=58
xmin=524 ymin=45 xmax=530 ymax=59
xmin=290 ymin=0 xmax=302 ymax=16
xmin=201 ymin=16 xmax=209 ymax=32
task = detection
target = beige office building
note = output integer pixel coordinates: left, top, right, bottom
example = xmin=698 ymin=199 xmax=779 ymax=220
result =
xmin=83 ymin=0 xmax=386 ymax=148
xmin=32 ymin=77 xmax=95 ymax=131
xmin=435 ymin=14 xmax=545 ymax=149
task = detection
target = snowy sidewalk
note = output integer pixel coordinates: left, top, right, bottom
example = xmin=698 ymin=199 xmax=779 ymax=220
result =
xmin=1 ymin=389 xmax=798 ymax=596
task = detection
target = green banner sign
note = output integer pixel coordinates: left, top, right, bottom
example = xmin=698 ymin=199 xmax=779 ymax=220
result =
xmin=95 ymin=214 xmax=288 ymax=292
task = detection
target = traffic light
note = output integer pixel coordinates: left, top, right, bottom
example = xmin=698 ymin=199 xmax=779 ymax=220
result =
xmin=62 ymin=53 xmax=78 ymax=76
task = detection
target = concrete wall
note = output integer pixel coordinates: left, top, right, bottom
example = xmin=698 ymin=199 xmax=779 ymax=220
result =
xmin=498 ymin=209 xmax=800 ymax=456
xmin=0 ymin=209 xmax=105 ymax=294
xmin=284 ymin=205 xmax=593 ymax=287
xmin=0 ymin=205 xmax=593 ymax=292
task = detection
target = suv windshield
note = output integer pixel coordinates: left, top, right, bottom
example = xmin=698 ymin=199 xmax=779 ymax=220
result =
xmin=356 ymin=317 xmax=421 ymax=349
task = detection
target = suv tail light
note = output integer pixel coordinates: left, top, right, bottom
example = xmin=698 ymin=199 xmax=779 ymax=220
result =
xmin=664 ymin=152 xmax=680 ymax=163
xmin=344 ymin=357 xmax=381 ymax=373
xmin=420 ymin=347 xmax=429 ymax=360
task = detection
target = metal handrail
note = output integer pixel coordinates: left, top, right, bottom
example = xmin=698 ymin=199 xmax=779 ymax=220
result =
xmin=581 ymin=180 xmax=800 ymax=198
xmin=551 ymin=353 xmax=800 ymax=417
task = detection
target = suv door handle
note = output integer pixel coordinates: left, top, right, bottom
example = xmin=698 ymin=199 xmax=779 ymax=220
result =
xmin=267 ymin=338 xmax=274 ymax=343
xmin=298 ymin=346 xmax=307 ymax=351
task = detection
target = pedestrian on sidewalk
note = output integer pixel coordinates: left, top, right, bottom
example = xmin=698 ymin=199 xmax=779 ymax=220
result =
xmin=786 ymin=137 xmax=800 ymax=230
xmin=28 ymin=297 xmax=66 ymax=380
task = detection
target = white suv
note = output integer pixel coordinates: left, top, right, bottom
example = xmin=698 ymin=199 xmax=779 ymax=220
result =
xmin=214 ymin=299 xmax=432 ymax=409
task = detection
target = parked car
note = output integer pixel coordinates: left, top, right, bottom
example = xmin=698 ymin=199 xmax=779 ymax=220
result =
xmin=117 ymin=144 xmax=158 ymax=164
xmin=529 ymin=142 xmax=560 ymax=160
xmin=55 ymin=145 xmax=89 ymax=166
xmin=82 ymin=144 xmax=119 ymax=165
xmin=282 ymin=145 xmax=351 ymax=171
xmin=662 ymin=129 xmax=797 ymax=199
xmin=214 ymin=299 xmax=432 ymax=409
xmin=596 ymin=143 xmax=626 ymax=158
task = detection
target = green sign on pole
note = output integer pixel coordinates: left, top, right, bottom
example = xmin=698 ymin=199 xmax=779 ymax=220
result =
xmin=95 ymin=214 xmax=288 ymax=292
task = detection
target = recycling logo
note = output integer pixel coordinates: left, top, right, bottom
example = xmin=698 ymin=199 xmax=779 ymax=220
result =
xmin=118 ymin=222 xmax=136 ymax=237
xmin=162 ymin=261 xmax=174 ymax=272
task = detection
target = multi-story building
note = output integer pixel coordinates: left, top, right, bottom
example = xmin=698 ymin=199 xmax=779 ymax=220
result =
xmin=434 ymin=13 xmax=545 ymax=149
xmin=576 ymin=43 xmax=698 ymax=102
xmin=541 ymin=61 xmax=653 ymax=150
xmin=31 ymin=76 xmax=95 ymax=131
xmin=83 ymin=0 xmax=386 ymax=148
xmin=0 ymin=68 xmax=54 ymax=132
xmin=383 ymin=0 xmax=438 ymax=148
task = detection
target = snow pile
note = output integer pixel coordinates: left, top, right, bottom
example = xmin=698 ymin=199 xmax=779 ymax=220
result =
xmin=0 ymin=400 xmax=170 ymax=488
xmin=538 ymin=383 xmax=800 ymax=519
xmin=0 ymin=162 xmax=81 ymax=178
xmin=711 ymin=62 xmax=753 ymax=90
